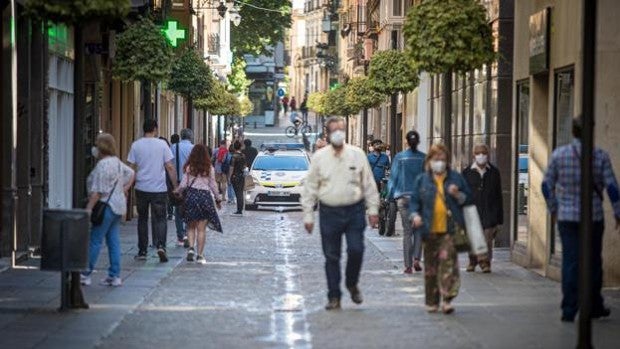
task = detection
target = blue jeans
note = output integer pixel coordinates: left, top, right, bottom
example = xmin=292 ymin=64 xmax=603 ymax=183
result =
xmin=174 ymin=205 xmax=185 ymax=240
xmin=227 ymin=183 xmax=236 ymax=202
xmin=85 ymin=205 xmax=121 ymax=278
xmin=558 ymin=221 xmax=605 ymax=318
xmin=319 ymin=201 xmax=366 ymax=300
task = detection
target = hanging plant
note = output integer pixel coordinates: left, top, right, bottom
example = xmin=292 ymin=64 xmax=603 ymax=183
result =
xmin=24 ymin=0 xmax=130 ymax=23
xmin=168 ymin=46 xmax=213 ymax=100
xmin=367 ymin=50 xmax=419 ymax=95
xmin=113 ymin=18 xmax=174 ymax=83
xmin=307 ymin=91 xmax=328 ymax=115
xmin=345 ymin=76 xmax=385 ymax=112
xmin=403 ymin=0 xmax=495 ymax=74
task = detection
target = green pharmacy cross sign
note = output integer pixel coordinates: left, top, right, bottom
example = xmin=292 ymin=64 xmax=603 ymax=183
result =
xmin=162 ymin=20 xmax=186 ymax=47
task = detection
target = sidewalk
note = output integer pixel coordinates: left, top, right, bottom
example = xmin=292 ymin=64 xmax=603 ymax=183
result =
xmin=366 ymin=228 xmax=620 ymax=348
xmin=0 ymin=219 xmax=183 ymax=349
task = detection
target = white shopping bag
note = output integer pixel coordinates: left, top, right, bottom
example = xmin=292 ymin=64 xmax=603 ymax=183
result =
xmin=463 ymin=205 xmax=488 ymax=255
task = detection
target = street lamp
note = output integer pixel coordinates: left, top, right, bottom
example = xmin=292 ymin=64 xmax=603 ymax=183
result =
xmin=193 ymin=0 xmax=234 ymax=19
xmin=229 ymin=6 xmax=242 ymax=26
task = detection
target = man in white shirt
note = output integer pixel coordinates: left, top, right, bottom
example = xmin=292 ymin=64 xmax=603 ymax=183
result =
xmin=170 ymin=128 xmax=195 ymax=247
xmin=301 ymin=117 xmax=380 ymax=310
xmin=127 ymin=119 xmax=178 ymax=263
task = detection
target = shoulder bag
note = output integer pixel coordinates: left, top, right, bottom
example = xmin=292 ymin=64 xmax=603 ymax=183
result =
xmin=91 ymin=163 xmax=120 ymax=226
xmin=437 ymin=183 xmax=471 ymax=253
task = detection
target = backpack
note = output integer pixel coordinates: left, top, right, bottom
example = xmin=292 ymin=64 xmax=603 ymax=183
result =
xmin=221 ymin=153 xmax=232 ymax=174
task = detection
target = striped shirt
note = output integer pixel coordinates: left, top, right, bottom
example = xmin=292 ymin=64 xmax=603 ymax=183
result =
xmin=542 ymin=139 xmax=620 ymax=222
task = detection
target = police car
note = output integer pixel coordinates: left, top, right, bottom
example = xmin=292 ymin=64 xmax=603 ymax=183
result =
xmin=245 ymin=144 xmax=310 ymax=210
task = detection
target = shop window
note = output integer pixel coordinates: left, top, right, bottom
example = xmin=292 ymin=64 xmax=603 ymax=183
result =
xmin=393 ymin=0 xmax=403 ymax=16
xmin=551 ymin=67 xmax=575 ymax=256
xmin=515 ymin=80 xmax=530 ymax=244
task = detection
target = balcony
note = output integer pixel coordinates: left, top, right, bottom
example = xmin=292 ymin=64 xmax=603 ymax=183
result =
xmin=208 ymin=33 xmax=220 ymax=56
xmin=301 ymin=46 xmax=316 ymax=59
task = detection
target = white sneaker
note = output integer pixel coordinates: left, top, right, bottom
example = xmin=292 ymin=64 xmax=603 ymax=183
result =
xmin=196 ymin=255 xmax=207 ymax=265
xmin=80 ymin=274 xmax=91 ymax=286
xmin=101 ymin=276 xmax=123 ymax=287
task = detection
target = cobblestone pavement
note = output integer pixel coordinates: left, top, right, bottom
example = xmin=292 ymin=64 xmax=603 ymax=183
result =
xmin=96 ymin=207 xmax=619 ymax=349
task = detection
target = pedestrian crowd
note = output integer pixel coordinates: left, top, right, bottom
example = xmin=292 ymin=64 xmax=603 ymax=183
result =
xmin=79 ymin=115 xmax=619 ymax=324
xmin=81 ymin=119 xmax=257 ymax=288
xmin=302 ymin=115 xmax=619 ymax=322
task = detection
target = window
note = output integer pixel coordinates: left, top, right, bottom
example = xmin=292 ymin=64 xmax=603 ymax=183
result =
xmin=515 ymin=80 xmax=530 ymax=244
xmin=551 ymin=67 xmax=574 ymax=255
xmin=393 ymin=0 xmax=403 ymax=16
xmin=252 ymin=156 xmax=309 ymax=171
xmin=172 ymin=0 xmax=185 ymax=8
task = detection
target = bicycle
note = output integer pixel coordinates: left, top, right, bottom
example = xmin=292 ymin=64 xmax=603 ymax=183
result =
xmin=378 ymin=172 xmax=397 ymax=237
xmin=285 ymin=120 xmax=312 ymax=138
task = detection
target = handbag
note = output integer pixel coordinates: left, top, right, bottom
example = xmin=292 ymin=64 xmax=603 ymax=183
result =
xmin=438 ymin=188 xmax=471 ymax=253
xmin=244 ymin=174 xmax=255 ymax=190
xmin=173 ymin=176 xmax=198 ymax=216
xmin=462 ymin=205 xmax=488 ymax=255
xmin=91 ymin=164 xmax=120 ymax=226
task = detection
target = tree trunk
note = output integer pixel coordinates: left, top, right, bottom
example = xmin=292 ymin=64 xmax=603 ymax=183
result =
xmin=442 ymin=72 xmax=452 ymax=152
xmin=143 ymin=80 xmax=152 ymax=120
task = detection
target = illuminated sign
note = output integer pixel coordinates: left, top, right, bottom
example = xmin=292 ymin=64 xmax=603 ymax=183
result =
xmin=162 ymin=20 xmax=186 ymax=47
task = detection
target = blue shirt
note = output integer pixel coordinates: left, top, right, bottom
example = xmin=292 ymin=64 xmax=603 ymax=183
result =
xmin=387 ymin=149 xmax=426 ymax=199
xmin=170 ymin=140 xmax=194 ymax=182
xmin=542 ymin=139 xmax=620 ymax=222
xmin=367 ymin=152 xmax=391 ymax=184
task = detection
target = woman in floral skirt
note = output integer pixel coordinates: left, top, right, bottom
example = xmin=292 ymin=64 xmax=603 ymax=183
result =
xmin=176 ymin=144 xmax=223 ymax=264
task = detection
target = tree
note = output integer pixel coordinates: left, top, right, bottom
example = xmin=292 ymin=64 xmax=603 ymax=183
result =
xmin=195 ymin=81 xmax=240 ymax=116
xmin=25 ymin=0 xmax=130 ymax=23
xmin=307 ymin=91 xmax=328 ymax=116
xmin=403 ymin=0 xmax=495 ymax=74
xmin=345 ymin=76 xmax=385 ymax=112
xmin=228 ymin=57 xmax=253 ymax=95
xmin=367 ymin=50 xmax=419 ymax=95
xmin=113 ymin=18 xmax=173 ymax=83
xmin=238 ymin=95 xmax=254 ymax=117
xmin=231 ymin=0 xmax=292 ymax=56
xmin=325 ymin=85 xmax=356 ymax=117
xmin=168 ymin=47 xmax=214 ymax=126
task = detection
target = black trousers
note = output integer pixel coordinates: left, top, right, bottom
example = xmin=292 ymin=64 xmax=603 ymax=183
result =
xmin=231 ymin=176 xmax=245 ymax=213
xmin=136 ymin=190 xmax=168 ymax=252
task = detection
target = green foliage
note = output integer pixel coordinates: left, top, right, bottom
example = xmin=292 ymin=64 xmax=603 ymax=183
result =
xmin=195 ymin=81 xmax=239 ymax=116
xmin=231 ymin=0 xmax=292 ymax=56
xmin=307 ymin=91 xmax=328 ymax=115
xmin=25 ymin=0 xmax=130 ymax=23
xmin=238 ymin=95 xmax=254 ymax=117
xmin=228 ymin=57 xmax=253 ymax=95
xmin=367 ymin=50 xmax=419 ymax=95
xmin=169 ymin=47 xmax=213 ymax=100
xmin=345 ymin=77 xmax=385 ymax=111
xmin=325 ymin=85 xmax=356 ymax=116
xmin=403 ymin=0 xmax=495 ymax=74
xmin=113 ymin=18 xmax=174 ymax=83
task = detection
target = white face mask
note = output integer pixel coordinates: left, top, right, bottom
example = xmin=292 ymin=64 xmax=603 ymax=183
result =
xmin=475 ymin=154 xmax=488 ymax=166
xmin=330 ymin=130 xmax=346 ymax=146
xmin=430 ymin=160 xmax=446 ymax=174
xmin=91 ymin=146 xmax=100 ymax=158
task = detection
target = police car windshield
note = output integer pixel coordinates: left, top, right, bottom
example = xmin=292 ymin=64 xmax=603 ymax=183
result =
xmin=253 ymin=156 xmax=308 ymax=171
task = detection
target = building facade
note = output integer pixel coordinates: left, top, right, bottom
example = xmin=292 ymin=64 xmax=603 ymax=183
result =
xmin=512 ymin=0 xmax=620 ymax=285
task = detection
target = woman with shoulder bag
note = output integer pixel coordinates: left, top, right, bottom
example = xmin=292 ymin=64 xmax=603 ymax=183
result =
xmin=175 ymin=144 xmax=223 ymax=264
xmin=81 ymin=133 xmax=134 ymax=287
xmin=409 ymin=144 xmax=472 ymax=314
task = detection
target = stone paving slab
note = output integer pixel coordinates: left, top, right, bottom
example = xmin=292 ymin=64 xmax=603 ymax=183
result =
xmin=0 ymin=219 xmax=183 ymax=349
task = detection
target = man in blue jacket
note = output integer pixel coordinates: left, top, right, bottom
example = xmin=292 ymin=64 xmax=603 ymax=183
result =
xmin=388 ymin=130 xmax=426 ymax=273
xmin=367 ymin=140 xmax=391 ymax=189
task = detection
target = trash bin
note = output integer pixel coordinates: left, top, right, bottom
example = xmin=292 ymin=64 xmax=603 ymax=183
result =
xmin=41 ymin=209 xmax=90 ymax=272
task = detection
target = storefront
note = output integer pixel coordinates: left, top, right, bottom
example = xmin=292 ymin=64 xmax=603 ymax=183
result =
xmin=512 ymin=0 xmax=620 ymax=285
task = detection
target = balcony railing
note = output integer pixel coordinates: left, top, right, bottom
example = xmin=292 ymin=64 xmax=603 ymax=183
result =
xmin=301 ymin=46 xmax=316 ymax=59
xmin=208 ymin=33 xmax=220 ymax=55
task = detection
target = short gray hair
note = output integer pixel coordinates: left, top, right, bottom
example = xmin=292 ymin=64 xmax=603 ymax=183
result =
xmin=180 ymin=128 xmax=193 ymax=141
xmin=325 ymin=116 xmax=345 ymax=132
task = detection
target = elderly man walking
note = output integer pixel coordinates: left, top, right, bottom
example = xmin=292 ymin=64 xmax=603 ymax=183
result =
xmin=543 ymin=115 xmax=620 ymax=322
xmin=301 ymin=117 xmax=380 ymax=310
xmin=462 ymin=143 xmax=503 ymax=273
